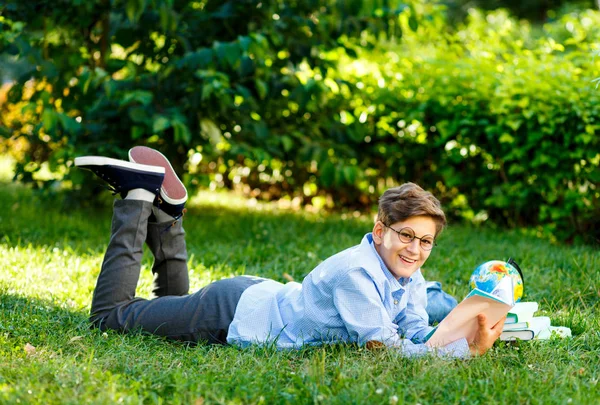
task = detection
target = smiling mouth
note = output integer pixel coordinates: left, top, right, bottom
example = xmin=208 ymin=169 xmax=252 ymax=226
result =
xmin=399 ymin=255 xmax=417 ymax=264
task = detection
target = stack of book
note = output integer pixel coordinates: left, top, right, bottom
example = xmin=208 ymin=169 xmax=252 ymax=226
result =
xmin=424 ymin=282 xmax=572 ymax=347
xmin=500 ymin=302 xmax=571 ymax=341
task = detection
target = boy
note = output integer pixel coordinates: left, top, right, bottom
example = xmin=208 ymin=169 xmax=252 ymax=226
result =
xmin=76 ymin=147 xmax=504 ymax=358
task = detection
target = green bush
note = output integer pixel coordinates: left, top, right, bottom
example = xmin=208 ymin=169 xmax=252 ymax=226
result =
xmin=1 ymin=3 xmax=599 ymax=242
xmin=0 ymin=0 xmax=418 ymax=197
xmin=310 ymin=9 xmax=600 ymax=241
xmin=384 ymin=10 xmax=600 ymax=242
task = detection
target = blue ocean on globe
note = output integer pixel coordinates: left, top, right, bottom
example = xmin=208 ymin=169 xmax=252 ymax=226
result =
xmin=469 ymin=260 xmax=524 ymax=303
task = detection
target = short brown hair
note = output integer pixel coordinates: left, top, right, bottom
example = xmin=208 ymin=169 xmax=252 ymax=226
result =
xmin=376 ymin=183 xmax=447 ymax=236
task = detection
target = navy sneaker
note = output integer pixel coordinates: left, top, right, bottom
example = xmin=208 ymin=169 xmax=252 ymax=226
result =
xmin=74 ymin=156 xmax=165 ymax=198
xmin=128 ymin=146 xmax=188 ymax=218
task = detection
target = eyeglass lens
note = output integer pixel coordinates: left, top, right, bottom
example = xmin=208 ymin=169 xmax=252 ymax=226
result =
xmin=396 ymin=227 xmax=435 ymax=250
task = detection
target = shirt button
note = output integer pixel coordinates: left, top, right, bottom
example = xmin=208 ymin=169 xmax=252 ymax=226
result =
xmin=394 ymin=300 xmax=399 ymax=305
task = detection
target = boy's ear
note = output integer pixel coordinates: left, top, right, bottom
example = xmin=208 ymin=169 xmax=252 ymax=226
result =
xmin=372 ymin=221 xmax=384 ymax=244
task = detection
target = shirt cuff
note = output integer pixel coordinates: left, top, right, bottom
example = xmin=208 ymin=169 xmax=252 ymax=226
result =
xmin=395 ymin=337 xmax=470 ymax=359
xmin=437 ymin=338 xmax=470 ymax=359
xmin=410 ymin=325 xmax=435 ymax=343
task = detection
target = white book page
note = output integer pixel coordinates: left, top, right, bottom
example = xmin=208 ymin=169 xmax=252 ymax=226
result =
xmin=490 ymin=276 xmax=515 ymax=306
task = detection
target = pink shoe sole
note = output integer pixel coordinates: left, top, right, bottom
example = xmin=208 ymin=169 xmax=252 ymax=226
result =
xmin=128 ymin=146 xmax=187 ymax=204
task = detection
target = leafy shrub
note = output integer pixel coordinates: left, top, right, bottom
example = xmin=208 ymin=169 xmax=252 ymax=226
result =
xmin=1 ymin=3 xmax=599 ymax=242
xmin=332 ymin=9 xmax=600 ymax=242
xmin=0 ymin=0 xmax=417 ymax=196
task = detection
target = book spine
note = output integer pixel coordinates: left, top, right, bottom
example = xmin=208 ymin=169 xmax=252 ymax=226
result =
xmin=500 ymin=330 xmax=535 ymax=341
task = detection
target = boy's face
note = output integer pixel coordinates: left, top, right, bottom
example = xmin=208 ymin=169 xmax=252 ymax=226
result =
xmin=372 ymin=215 xmax=437 ymax=280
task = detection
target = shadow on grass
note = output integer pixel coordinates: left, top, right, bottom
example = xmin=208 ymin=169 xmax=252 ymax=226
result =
xmin=1 ymin=289 xmax=89 ymax=343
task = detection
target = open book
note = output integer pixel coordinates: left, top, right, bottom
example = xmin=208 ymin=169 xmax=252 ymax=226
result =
xmin=425 ymin=276 xmax=514 ymax=347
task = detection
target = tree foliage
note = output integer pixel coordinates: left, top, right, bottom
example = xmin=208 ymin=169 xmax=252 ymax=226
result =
xmin=1 ymin=2 xmax=599 ymax=242
xmin=0 ymin=0 xmax=418 ymax=195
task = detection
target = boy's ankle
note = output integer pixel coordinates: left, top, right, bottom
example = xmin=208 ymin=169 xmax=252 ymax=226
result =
xmin=128 ymin=146 xmax=187 ymax=218
xmin=126 ymin=188 xmax=156 ymax=202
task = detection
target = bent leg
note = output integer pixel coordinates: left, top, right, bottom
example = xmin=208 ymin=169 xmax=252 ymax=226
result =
xmin=90 ymin=197 xmax=265 ymax=344
xmin=146 ymin=207 xmax=189 ymax=298
xmin=91 ymin=199 xmax=152 ymax=324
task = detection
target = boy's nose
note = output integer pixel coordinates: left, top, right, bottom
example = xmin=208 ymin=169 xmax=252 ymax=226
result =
xmin=406 ymin=238 xmax=420 ymax=253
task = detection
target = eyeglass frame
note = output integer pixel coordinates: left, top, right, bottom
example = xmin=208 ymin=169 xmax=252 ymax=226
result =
xmin=380 ymin=222 xmax=437 ymax=251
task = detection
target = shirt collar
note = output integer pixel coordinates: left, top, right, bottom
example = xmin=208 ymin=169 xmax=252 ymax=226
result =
xmin=366 ymin=233 xmax=412 ymax=290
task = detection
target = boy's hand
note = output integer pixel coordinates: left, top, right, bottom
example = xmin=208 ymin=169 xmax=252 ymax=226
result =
xmin=469 ymin=314 xmax=506 ymax=356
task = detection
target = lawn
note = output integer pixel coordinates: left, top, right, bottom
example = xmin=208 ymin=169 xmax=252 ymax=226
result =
xmin=0 ymin=164 xmax=599 ymax=404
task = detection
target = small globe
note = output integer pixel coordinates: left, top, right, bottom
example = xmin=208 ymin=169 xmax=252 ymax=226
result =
xmin=469 ymin=260 xmax=524 ymax=303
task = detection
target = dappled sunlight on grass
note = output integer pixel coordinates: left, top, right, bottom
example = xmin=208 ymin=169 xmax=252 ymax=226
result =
xmin=1 ymin=180 xmax=599 ymax=404
xmin=0 ymin=243 xmax=99 ymax=309
xmin=1 ymin=179 xmax=598 ymax=309
xmin=191 ymin=189 xmax=376 ymax=221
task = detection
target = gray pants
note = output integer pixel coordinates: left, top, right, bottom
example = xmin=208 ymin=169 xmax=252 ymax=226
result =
xmin=90 ymin=199 xmax=264 ymax=344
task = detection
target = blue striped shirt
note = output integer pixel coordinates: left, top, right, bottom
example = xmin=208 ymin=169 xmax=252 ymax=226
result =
xmin=227 ymin=233 xmax=470 ymax=358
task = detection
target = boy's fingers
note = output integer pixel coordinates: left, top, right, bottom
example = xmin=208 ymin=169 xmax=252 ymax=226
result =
xmin=477 ymin=313 xmax=487 ymax=328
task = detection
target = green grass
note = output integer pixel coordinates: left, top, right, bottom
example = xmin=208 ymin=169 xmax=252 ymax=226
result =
xmin=0 ymin=177 xmax=599 ymax=404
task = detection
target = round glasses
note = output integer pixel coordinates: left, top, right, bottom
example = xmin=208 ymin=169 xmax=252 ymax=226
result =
xmin=382 ymin=223 xmax=436 ymax=251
